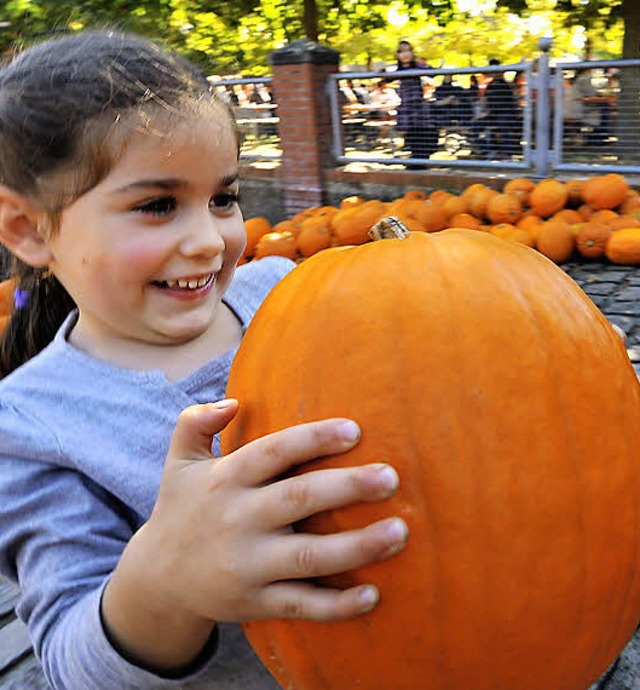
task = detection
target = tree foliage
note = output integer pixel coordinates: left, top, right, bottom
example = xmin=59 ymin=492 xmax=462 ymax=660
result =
xmin=498 ymin=0 xmax=637 ymax=59
xmin=0 ymin=0 xmax=631 ymax=74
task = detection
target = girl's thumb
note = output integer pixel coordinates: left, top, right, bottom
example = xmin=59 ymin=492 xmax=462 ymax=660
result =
xmin=166 ymin=399 xmax=239 ymax=464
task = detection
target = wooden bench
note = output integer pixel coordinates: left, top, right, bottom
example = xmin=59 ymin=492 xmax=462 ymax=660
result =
xmin=0 ymin=575 xmax=48 ymax=689
xmin=236 ymin=116 xmax=279 ymax=139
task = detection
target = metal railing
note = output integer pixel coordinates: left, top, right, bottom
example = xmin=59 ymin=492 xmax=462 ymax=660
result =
xmin=213 ymin=54 xmax=640 ymax=176
xmin=328 ymin=64 xmax=534 ymax=170
xmin=209 ymin=76 xmax=281 ymax=161
xmin=328 ymin=55 xmax=640 ymax=176
xmin=552 ymin=58 xmax=640 ymax=174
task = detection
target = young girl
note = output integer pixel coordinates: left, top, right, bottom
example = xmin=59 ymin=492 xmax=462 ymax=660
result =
xmin=0 ymin=31 xmax=408 ymax=689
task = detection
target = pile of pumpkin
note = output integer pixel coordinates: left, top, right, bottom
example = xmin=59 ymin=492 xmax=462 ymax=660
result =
xmin=243 ymin=173 xmax=640 ymax=266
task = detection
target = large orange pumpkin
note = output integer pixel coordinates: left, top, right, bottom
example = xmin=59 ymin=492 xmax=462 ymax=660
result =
xmin=221 ymin=227 xmax=640 ymax=690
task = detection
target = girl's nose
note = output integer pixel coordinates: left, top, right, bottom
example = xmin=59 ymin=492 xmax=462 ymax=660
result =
xmin=179 ymin=212 xmax=226 ymax=259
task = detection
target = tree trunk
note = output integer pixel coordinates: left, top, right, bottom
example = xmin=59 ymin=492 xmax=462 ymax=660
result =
xmin=622 ymin=0 xmax=640 ymax=59
xmin=614 ymin=0 xmax=640 ymax=163
xmin=303 ymin=0 xmax=319 ymax=40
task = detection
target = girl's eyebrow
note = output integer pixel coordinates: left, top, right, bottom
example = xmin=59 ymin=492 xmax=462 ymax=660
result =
xmin=112 ymin=173 xmax=239 ymax=194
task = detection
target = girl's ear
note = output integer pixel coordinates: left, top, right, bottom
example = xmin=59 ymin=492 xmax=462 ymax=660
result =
xmin=0 ymin=184 xmax=53 ymax=268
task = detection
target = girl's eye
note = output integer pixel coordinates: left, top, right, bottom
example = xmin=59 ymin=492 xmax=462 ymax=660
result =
xmin=133 ymin=196 xmax=177 ymax=216
xmin=211 ymin=192 xmax=239 ymax=211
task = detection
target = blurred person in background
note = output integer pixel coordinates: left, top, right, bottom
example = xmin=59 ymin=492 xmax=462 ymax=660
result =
xmin=392 ymin=40 xmax=438 ymax=168
xmin=482 ymin=58 xmax=521 ymax=157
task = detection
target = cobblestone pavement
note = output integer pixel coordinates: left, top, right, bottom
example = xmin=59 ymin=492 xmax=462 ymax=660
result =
xmin=562 ymin=260 xmax=640 ymax=690
xmin=563 ymin=260 xmax=640 ymax=378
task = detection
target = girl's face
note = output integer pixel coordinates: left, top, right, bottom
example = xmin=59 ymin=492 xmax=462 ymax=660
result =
xmin=397 ymin=44 xmax=414 ymax=65
xmin=43 ymin=115 xmax=245 ymax=353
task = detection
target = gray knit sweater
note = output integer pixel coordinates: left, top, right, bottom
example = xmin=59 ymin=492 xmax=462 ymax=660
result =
xmin=0 ymin=257 xmax=293 ymax=690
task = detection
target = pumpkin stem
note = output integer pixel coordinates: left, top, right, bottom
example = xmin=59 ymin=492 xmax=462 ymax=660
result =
xmin=368 ymin=216 xmax=410 ymax=241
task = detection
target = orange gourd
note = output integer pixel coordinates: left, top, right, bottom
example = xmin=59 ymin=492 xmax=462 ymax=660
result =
xmin=486 ymin=193 xmax=522 ymax=225
xmin=0 ymin=278 xmax=15 ymax=336
xmin=552 ymin=209 xmax=583 ymax=225
xmin=617 ymin=190 xmax=640 ymax=215
xmin=332 ymin=200 xmax=385 ymax=245
xmin=575 ymin=222 xmax=613 ymax=260
xmin=243 ymin=217 xmax=272 ymax=260
xmin=582 ymin=174 xmax=629 ymax=211
xmin=412 ymin=201 xmax=448 ymax=232
xmin=565 ymin=179 xmax=584 ymax=207
xmin=403 ymin=189 xmax=427 ymax=201
xmin=528 ymin=179 xmax=568 ymax=218
xmin=503 ymin=177 xmax=535 ymax=206
xmin=340 ymin=195 xmax=365 ymax=209
xmin=448 ymin=212 xmax=482 ymax=230
xmin=222 ymin=226 xmax=640 ymax=690
xmin=536 ymin=219 xmax=575 ymax=263
xmin=490 ymin=222 xmax=534 ymax=247
xmin=0 ymin=278 xmax=15 ymax=315
xmin=441 ymin=194 xmax=468 ymax=218
xmin=253 ymin=231 xmax=298 ymax=260
xmin=605 ymin=227 xmax=640 ymax=265
xmin=295 ymin=218 xmax=332 ymax=257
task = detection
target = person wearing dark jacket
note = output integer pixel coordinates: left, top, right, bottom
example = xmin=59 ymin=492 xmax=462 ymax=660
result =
xmin=393 ymin=40 xmax=438 ymax=167
xmin=483 ymin=58 xmax=522 ymax=156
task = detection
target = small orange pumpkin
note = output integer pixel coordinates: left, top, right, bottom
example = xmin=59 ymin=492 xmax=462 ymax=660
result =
xmin=243 ymin=217 xmax=272 ymax=260
xmin=575 ymin=222 xmax=613 ymax=260
xmin=582 ymin=174 xmax=629 ymax=211
xmin=490 ymin=223 xmax=535 ymax=247
xmin=536 ymin=219 xmax=575 ymax=263
xmin=486 ymin=193 xmax=522 ymax=225
xmin=441 ymin=194 xmax=468 ymax=218
xmin=448 ymin=212 xmax=482 ymax=230
xmin=605 ymin=227 xmax=640 ymax=265
xmin=253 ymin=231 xmax=298 ymax=260
xmin=296 ymin=218 xmax=333 ymax=258
xmin=528 ymin=179 xmax=568 ymax=218
xmin=503 ymin=177 xmax=535 ymax=206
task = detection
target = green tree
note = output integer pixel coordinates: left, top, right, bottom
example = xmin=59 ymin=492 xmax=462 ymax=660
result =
xmin=0 ymin=0 xmax=632 ymax=73
xmin=498 ymin=0 xmax=635 ymax=59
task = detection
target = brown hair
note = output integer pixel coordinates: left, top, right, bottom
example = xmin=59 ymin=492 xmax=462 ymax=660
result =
xmin=0 ymin=30 xmax=237 ymax=377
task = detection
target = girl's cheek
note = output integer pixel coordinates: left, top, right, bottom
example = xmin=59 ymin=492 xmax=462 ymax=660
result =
xmin=226 ymin=220 xmax=248 ymax=265
xmin=114 ymin=237 xmax=173 ymax=277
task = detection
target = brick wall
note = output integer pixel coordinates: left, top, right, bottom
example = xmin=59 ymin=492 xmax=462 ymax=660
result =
xmin=270 ymin=40 xmax=339 ymax=217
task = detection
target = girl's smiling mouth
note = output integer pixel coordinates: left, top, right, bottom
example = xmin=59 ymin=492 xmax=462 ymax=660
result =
xmin=151 ymin=273 xmax=215 ymax=294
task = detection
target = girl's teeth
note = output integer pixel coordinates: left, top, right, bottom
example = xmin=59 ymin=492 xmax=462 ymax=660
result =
xmin=165 ymin=275 xmax=212 ymax=290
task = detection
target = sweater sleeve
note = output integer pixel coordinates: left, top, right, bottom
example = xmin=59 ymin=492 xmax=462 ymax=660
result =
xmin=0 ymin=406 xmax=228 ymax=690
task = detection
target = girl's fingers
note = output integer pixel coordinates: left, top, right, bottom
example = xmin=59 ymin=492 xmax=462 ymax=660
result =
xmin=263 ymin=517 xmax=408 ymax=583
xmin=227 ymin=418 xmax=362 ymax=485
xmin=257 ymin=464 xmax=400 ymax=529
xmin=166 ymin=400 xmax=239 ymax=466
xmin=254 ymin=580 xmax=381 ymax=623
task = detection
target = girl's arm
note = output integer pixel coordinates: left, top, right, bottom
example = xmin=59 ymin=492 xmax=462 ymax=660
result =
xmin=101 ymin=400 xmax=407 ymax=673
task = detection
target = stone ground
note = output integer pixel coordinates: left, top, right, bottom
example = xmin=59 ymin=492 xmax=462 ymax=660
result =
xmin=565 ymin=260 xmax=640 ymax=378
xmin=1 ymin=259 xmax=640 ymax=689
xmin=565 ymin=260 xmax=640 ymax=690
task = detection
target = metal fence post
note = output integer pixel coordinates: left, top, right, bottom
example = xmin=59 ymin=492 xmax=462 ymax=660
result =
xmin=535 ymin=36 xmax=553 ymax=177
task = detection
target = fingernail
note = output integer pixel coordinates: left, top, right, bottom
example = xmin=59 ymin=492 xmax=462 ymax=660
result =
xmin=375 ymin=464 xmax=399 ymax=492
xmin=386 ymin=518 xmax=408 ymax=546
xmin=212 ymin=399 xmax=235 ymax=410
xmin=338 ymin=420 xmax=360 ymax=443
xmin=358 ymin=585 xmax=379 ymax=612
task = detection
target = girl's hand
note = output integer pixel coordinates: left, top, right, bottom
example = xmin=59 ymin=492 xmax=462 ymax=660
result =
xmin=143 ymin=400 xmax=407 ymax=624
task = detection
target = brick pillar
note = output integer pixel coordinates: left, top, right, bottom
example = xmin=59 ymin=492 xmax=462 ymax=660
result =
xmin=269 ymin=39 xmax=339 ymax=217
